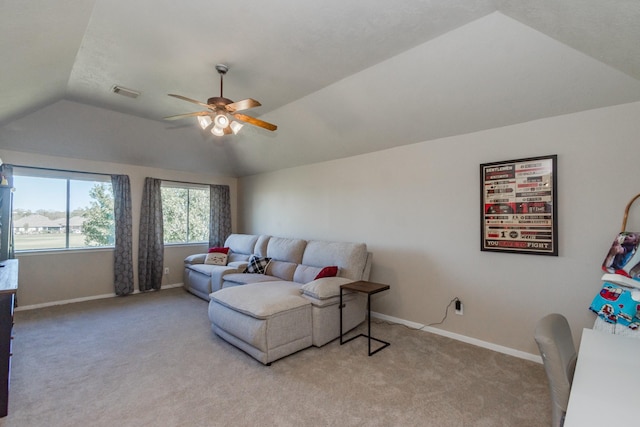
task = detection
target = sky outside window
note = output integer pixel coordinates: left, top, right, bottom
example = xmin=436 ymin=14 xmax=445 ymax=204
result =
xmin=13 ymin=176 xmax=100 ymax=212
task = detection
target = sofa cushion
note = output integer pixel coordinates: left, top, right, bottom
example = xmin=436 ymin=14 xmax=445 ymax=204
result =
xmin=267 ymin=237 xmax=307 ymax=264
xmin=204 ymin=252 xmax=228 ymax=265
xmin=211 ymin=281 xmax=308 ymax=319
xmin=266 ymin=260 xmax=298 ymax=281
xmin=300 ymin=277 xmax=353 ymax=300
xmin=188 ymin=263 xmax=235 ymax=277
xmin=293 ymin=265 xmax=324 ymax=284
xmin=224 ymin=273 xmax=281 ymax=285
xmin=227 ymin=253 xmax=251 ymax=264
xmin=254 ymin=235 xmax=271 ymax=257
xmin=244 ymin=255 xmax=272 ymax=274
xmin=225 ymin=234 xmax=259 ymax=255
xmin=302 ymin=240 xmax=368 ymax=281
xmin=228 ymin=260 xmax=249 ymax=269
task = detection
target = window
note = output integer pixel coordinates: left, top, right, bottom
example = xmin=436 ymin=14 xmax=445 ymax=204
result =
xmin=12 ymin=168 xmax=115 ymax=251
xmin=161 ymin=183 xmax=209 ymax=244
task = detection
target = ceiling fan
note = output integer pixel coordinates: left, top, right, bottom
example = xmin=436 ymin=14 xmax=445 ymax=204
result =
xmin=164 ymin=64 xmax=277 ymax=136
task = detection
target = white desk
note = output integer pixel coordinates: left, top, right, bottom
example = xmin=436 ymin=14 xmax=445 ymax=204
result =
xmin=564 ymin=328 xmax=640 ymax=426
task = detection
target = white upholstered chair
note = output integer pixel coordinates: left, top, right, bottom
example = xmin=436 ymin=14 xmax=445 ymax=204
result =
xmin=534 ymin=313 xmax=577 ymax=427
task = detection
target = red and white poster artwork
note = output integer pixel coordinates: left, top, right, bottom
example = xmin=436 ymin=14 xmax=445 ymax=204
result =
xmin=481 ymin=155 xmax=557 ymax=255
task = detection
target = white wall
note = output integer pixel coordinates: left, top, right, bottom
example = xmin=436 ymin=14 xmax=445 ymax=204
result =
xmin=238 ymin=101 xmax=640 ymax=356
xmin=0 ymin=149 xmax=237 ymax=307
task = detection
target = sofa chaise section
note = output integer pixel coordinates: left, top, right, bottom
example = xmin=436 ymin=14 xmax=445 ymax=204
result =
xmin=208 ymin=281 xmax=312 ymax=365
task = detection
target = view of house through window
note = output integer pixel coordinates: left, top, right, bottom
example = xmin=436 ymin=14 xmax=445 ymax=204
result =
xmin=12 ymin=169 xmax=115 ymax=251
xmin=161 ymin=183 xmax=209 ymax=244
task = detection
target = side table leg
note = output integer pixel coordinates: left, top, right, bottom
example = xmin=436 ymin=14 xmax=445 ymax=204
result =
xmin=339 ymin=288 xmax=344 ymax=345
xmin=367 ymin=293 xmax=371 ymax=355
xmin=366 ymin=292 xmax=390 ymax=356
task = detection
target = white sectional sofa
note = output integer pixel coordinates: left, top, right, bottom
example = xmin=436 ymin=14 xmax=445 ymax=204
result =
xmin=183 ymin=233 xmax=372 ymax=365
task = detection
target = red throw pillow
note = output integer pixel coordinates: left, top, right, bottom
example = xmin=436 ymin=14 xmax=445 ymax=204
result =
xmin=315 ymin=266 xmax=338 ymax=280
xmin=208 ymin=247 xmax=230 ymax=254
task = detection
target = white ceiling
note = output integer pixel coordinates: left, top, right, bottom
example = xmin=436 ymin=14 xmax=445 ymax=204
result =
xmin=1 ymin=0 xmax=639 ymax=177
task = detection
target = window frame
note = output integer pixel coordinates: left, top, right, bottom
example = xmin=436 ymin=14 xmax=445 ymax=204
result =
xmin=160 ymin=181 xmax=210 ymax=246
xmin=12 ymin=166 xmax=115 ymax=253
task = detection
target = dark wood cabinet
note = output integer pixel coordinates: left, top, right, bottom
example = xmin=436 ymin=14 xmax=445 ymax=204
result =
xmin=0 ymin=183 xmax=16 ymax=417
xmin=0 ymin=259 xmax=18 ymax=417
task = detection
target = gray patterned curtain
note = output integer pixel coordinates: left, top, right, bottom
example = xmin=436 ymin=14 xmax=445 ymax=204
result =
xmin=111 ymin=175 xmax=134 ymax=296
xmin=138 ymin=177 xmax=164 ymax=292
xmin=209 ymin=184 xmax=231 ymax=247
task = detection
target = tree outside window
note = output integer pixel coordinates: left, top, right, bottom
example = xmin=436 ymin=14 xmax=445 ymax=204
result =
xmin=82 ymin=183 xmax=115 ymax=246
xmin=161 ymin=185 xmax=209 ymax=244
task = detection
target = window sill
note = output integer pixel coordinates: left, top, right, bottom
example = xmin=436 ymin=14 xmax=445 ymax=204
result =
xmin=15 ymin=246 xmax=115 ymax=256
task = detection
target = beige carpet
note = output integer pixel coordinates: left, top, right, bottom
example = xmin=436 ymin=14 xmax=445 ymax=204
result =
xmin=1 ymin=288 xmax=550 ymax=426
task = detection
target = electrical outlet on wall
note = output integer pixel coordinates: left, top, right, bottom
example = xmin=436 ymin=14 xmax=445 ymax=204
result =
xmin=455 ymin=299 xmax=464 ymax=315
xmin=164 ymin=267 xmax=170 ymax=275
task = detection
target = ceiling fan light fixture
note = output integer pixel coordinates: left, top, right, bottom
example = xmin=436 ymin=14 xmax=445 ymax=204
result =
xmin=211 ymin=126 xmax=225 ymax=136
xmin=230 ymin=121 xmax=244 ymax=135
xmin=165 ymin=63 xmax=277 ymax=135
xmin=214 ymin=113 xmax=229 ymax=128
xmin=197 ymin=115 xmax=212 ymax=129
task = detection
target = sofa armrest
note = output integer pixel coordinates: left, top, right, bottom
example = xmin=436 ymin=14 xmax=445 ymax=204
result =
xmin=209 ymin=266 xmax=243 ymax=291
xmin=300 ymin=277 xmax=353 ymax=300
xmin=228 ymin=260 xmax=249 ymax=270
xmin=184 ymin=253 xmax=207 ymax=265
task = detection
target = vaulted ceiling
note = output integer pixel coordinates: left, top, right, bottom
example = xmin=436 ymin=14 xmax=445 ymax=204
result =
xmin=1 ymin=1 xmax=639 ymax=177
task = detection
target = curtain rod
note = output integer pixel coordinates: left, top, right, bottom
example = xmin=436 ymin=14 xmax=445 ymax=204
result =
xmin=8 ymin=164 xmax=227 ymax=188
xmin=161 ymin=178 xmax=227 ymax=188
xmin=7 ymin=163 xmax=114 ymax=178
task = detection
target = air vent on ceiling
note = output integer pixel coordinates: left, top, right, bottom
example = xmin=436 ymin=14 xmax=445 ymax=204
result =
xmin=111 ymin=85 xmax=141 ymax=99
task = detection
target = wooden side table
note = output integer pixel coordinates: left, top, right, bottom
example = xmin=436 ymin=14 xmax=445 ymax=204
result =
xmin=340 ymin=280 xmax=390 ymax=356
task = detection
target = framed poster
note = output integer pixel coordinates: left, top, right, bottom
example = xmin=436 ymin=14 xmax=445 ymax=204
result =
xmin=480 ymin=154 xmax=557 ymax=256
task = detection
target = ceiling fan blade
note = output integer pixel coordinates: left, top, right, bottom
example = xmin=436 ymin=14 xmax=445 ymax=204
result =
xmin=225 ymin=98 xmax=261 ymax=113
xmin=164 ymin=111 xmax=210 ymax=120
xmin=232 ymin=113 xmax=278 ymax=131
xmin=168 ymin=94 xmax=214 ymax=110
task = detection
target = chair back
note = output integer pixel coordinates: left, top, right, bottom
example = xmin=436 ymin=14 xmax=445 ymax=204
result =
xmin=534 ymin=313 xmax=577 ymax=427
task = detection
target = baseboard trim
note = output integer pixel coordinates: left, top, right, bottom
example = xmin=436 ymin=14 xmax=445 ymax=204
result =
xmin=15 ymin=283 xmax=184 ymax=312
xmin=371 ymin=311 xmax=542 ymax=364
xmin=15 ymin=289 xmax=540 ymax=364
